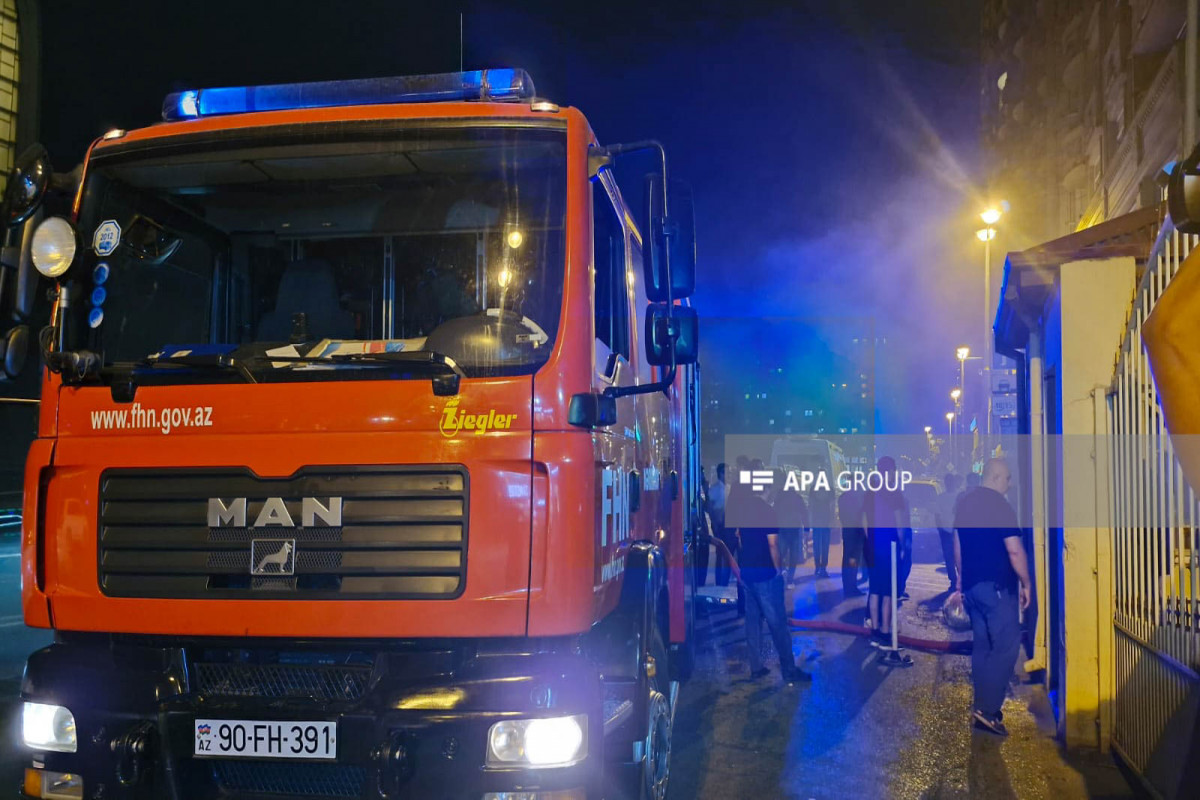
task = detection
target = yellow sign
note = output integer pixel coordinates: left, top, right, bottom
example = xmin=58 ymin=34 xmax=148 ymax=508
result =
xmin=439 ymin=397 xmax=518 ymax=437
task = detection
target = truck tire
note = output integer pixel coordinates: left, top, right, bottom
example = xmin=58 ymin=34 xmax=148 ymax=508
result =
xmin=642 ymin=622 xmax=672 ymax=800
xmin=643 ymin=688 xmax=671 ymax=800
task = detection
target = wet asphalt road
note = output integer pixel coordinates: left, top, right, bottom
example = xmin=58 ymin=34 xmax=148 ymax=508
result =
xmin=667 ymin=531 xmax=1133 ymax=800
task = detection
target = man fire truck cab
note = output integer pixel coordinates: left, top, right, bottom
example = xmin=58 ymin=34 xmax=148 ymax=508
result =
xmin=5 ymin=69 xmax=701 ymax=800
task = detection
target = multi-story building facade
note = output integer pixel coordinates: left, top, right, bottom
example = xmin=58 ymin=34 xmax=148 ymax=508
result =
xmin=982 ymin=0 xmax=1187 ymax=246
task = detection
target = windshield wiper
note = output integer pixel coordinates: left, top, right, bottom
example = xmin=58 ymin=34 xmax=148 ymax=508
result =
xmin=140 ymin=353 xmax=259 ymax=384
xmin=53 ymin=352 xmax=258 ymax=403
xmin=259 ymin=350 xmax=465 ymax=395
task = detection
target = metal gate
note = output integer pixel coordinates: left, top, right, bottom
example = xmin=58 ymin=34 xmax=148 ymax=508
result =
xmin=1108 ymin=219 xmax=1200 ymax=799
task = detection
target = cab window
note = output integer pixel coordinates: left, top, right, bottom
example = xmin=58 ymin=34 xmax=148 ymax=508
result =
xmin=629 ymin=239 xmax=652 ymax=383
xmin=593 ymin=176 xmax=630 ymax=364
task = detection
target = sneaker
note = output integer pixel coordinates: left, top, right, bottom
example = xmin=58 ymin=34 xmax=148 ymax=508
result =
xmin=750 ymin=667 xmax=770 ymax=679
xmin=972 ymin=710 xmax=1009 ymax=736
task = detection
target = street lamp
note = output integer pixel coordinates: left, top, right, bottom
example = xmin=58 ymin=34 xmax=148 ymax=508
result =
xmin=924 ymin=425 xmax=932 ymax=434
xmin=950 ymin=388 xmax=962 ymax=402
xmin=956 ymin=346 xmax=970 ymax=413
xmin=977 ymin=206 xmax=1003 ymax=437
xmin=946 ymin=411 xmax=955 ymax=448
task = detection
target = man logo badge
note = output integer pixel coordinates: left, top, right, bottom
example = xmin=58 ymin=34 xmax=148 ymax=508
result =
xmin=251 ymin=540 xmax=296 ymax=576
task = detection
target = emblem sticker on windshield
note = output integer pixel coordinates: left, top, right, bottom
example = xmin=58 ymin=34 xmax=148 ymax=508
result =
xmin=93 ymin=220 xmax=121 ymax=256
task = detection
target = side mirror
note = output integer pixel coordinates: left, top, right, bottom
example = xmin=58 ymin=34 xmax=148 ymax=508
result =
xmin=569 ymin=391 xmax=617 ymax=428
xmin=4 ymin=144 xmax=51 ymax=228
xmin=645 ymin=304 xmax=698 ymax=366
xmin=643 ymin=177 xmax=696 ymax=302
xmin=1 ymin=324 xmax=28 ymax=378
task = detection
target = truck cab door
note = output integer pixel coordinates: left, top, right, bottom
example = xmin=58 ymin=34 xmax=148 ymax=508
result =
xmin=592 ymin=175 xmax=637 ymax=599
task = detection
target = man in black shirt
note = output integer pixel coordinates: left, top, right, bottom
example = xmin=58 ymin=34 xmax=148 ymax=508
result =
xmin=953 ymin=458 xmax=1032 ymax=736
xmin=738 ymin=491 xmax=811 ymax=684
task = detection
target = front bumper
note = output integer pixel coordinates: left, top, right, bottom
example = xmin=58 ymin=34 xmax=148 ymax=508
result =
xmin=20 ymin=633 xmax=605 ymax=799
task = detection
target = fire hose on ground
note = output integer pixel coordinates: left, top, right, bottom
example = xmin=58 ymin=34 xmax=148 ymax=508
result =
xmin=708 ymin=535 xmax=975 ymax=656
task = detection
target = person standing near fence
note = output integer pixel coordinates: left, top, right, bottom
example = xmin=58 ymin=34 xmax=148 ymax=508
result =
xmin=953 ymin=457 xmax=1032 ymax=736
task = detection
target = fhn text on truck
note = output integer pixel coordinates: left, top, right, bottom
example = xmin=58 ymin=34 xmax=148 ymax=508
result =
xmin=3 ymin=68 xmax=701 ymax=800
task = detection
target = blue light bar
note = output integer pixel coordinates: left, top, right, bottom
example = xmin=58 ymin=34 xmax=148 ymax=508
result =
xmin=162 ymin=68 xmax=536 ymax=122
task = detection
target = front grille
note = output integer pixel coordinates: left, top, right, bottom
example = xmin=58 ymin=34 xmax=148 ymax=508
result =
xmin=212 ymin=761 xmax=366 ymax=798
xmin=195 ymin=662 xmax=372 ymax=701
xmin=98 ymin=466 xmax=468 ymax=600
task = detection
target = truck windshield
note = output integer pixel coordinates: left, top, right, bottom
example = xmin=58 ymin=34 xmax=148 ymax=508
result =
xmin=70 ymin=124 xmax=566 ymax=381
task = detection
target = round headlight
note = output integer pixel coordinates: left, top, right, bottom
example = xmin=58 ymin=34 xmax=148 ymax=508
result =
xmin=31 ymin=217 xmax=78 ymax=279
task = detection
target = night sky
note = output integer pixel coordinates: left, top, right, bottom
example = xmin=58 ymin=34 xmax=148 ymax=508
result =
xmin=40 ymin=0 xmax=986 ymax=432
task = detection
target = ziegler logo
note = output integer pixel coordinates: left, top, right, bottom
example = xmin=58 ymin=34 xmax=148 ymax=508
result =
xmin=251 ymin=539 xmax=295 ymax=575
xmin=438 ymin=397 xmax=518 ymax=438
xmin=207 ymin=497 xmax=343 ymax=528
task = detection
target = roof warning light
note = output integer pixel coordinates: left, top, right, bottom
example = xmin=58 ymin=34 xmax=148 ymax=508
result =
xmin=162 ymin=68 xmax=536 ymax=122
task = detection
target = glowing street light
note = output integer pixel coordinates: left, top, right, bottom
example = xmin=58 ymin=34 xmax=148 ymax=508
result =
xmin=950 ymin=388 xmax=962 ymax=402
xmin=956 ymin=346 xmax=971 ymax=361
xmin=924 ymin=425 xmax=932 ymax=434
xmin=976 ymin=205 xmax=1005 ymax=437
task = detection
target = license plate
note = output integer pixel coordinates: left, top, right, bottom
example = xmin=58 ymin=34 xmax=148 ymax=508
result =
xmin=193 ymin=719 xmax=337 ymax=760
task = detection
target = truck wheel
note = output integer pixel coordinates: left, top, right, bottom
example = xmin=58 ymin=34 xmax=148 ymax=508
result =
xmin=642 ymin=688 xmax=671 ymax=800
xmin=641 ymin=620 xmax=672 ymax=800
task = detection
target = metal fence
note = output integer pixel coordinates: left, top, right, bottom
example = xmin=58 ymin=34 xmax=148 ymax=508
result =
xmin=1108 ymin=219 xmax=1200 ymax=799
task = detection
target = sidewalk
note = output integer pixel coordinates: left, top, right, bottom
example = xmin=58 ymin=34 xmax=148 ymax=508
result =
xmin=687 ymin=536 xmax=1133 ymax=799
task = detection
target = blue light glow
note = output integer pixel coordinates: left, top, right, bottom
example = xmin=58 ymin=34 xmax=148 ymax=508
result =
xmin=174 ymin=90 xmax=199 ymax=119
xmin=91 ymin=287 xmax=106 ymax=306
xmin=88 ymin=308 xmax=104 ymax=328
xmin=161 ymin=69 xmax=535 ymax=121
xmin=93 ymin=262 xmax=109 ymax=285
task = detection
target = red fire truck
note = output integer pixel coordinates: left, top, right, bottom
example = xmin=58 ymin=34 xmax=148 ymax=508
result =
xmin=5 ymin=69 xmax=700 ymax=799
